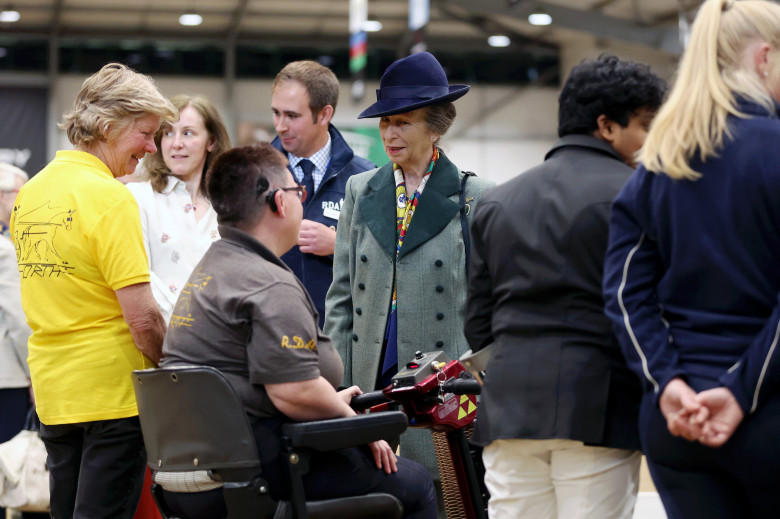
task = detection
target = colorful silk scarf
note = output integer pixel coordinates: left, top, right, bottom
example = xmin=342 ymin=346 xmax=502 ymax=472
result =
xmin=379 ymin=147 xmax=439 ymax=387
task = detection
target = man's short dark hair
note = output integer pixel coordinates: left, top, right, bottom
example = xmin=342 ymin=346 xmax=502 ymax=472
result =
xmin=206 ymin=143 xmax=288 ymax=230
xmin=557 ymin=55 xmax=667 ymax=137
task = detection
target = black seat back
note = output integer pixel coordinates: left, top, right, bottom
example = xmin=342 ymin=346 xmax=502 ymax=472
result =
xmin=132 ymin=366 xmax=405 ymax=519
xmin=132 ymin=366 xmax=260 ymax=476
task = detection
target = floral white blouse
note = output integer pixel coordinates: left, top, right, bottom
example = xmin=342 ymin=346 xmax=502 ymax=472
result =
xmin=126 ymin=176 xmax=220 ymax=323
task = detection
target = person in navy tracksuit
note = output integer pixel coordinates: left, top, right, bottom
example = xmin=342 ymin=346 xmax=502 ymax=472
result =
xmin=271 ymin=60 xmax=375 ymax=327
xmin=603 ymin=1 xmax=780 ymax=518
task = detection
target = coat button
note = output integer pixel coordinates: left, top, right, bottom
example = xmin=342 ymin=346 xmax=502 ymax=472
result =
xmin=435 ymin=260 xmax=443 ymax=267
xmin=355 ymin=308 xmax=362 ymax=315
xmin=436 ymin=313 xmax=444 ymax=320
xmin=358 ymin=283 xmax=365 ymax=290
xmin=360 ymin=254 xmax=367 ymax=262
xmin=352 ymin=334 xmax=358 ymax=342
xmin=436 ymin=285 xmax=444 ymax=293
xmin=435 ymin=341 xmax=444 ymax=348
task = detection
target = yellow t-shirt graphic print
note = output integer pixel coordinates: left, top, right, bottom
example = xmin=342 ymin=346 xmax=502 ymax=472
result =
xmin=14 ymin=201 xmax=76 ymax=277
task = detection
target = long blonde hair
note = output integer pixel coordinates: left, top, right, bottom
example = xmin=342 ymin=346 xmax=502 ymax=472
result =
xmin=641 ymin=0 xmax=780 ymax=180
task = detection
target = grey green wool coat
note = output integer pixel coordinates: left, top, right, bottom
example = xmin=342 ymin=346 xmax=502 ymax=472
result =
xmin=324 ymin=151 xmax=494 ymax=475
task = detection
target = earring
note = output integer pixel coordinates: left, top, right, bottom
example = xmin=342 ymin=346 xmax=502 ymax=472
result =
xmin=764 ymin=70 xmax=770 ymax=78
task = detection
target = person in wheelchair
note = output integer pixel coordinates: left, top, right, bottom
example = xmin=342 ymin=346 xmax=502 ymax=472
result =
xmin=160 ymin=143 xmax=437 ymax=519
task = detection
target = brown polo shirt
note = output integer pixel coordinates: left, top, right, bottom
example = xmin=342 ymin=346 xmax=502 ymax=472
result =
xmin=161 ymin=225 xmax=342 ymax=419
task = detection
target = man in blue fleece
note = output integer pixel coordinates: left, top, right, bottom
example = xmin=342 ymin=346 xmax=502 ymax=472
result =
xmin=270 ymin=60 xmax=375 ymax=327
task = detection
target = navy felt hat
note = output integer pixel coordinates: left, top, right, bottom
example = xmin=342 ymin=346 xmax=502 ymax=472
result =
xmin=358 ymin=52 xmax=470 ymax=119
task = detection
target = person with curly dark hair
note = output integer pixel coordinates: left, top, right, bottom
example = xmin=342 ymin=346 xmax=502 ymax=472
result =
xmin=556 ymin=55 xmax=667 ymax=167
xmin=464 ymin=54 xmax=666 ymax=519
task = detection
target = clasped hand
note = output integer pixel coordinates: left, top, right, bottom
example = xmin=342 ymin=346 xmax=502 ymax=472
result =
xmin=659 ymin=378 xmax=744 ymax=447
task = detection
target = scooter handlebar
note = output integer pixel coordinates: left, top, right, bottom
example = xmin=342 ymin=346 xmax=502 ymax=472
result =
xmin=350 ymin=377 xmax=481 ymax=411
xmin=441 ymin=377 xmax=482 ymax=395
xmin=350 ymin=390 xmax=389 ymax=411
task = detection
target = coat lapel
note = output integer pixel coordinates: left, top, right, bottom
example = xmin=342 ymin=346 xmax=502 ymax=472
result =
xmin=359 ymin=163 xmax=397 ymax=258
xmin=398 ymin=152 xmax=460 ymax=259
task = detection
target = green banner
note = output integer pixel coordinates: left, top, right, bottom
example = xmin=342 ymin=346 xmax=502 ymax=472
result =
xmin=341 ymin=127 xmax=390 ymax=168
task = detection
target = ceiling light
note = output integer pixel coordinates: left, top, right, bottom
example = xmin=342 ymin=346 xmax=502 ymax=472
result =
xmin=362 ymin=20 xmax=382 ymax=32
xmin=528 ymin=12 xmax=552 ymax=26
xmin=178 ymin=13 xmax=202 ymax=26
xmin=0 ymin=9 xmax=20 ymax=23
xmin=488 ymin=35 xmax=511 ymax=48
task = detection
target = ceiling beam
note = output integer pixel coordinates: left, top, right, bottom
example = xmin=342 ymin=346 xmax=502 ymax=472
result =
xmin=591 ymin=0 xmax=621 ymax=9
xmin=436 ymin=2 xmax=558 ymax=57
xmin=227 ymin=0 xmax=251 ymax=38
xmin=0 ymin=26 xmax=524 ymax=53
xmin=50 ymin=0 xmax=64 ymax=36
xmin=446 ymin=0 xmax=682 ymax=54
xmin=13 ymin=3 xmax=410 ymax=22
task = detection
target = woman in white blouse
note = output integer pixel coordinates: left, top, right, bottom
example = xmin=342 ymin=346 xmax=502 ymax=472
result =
xmin=127 ymin=95 xmax=231 ymax=323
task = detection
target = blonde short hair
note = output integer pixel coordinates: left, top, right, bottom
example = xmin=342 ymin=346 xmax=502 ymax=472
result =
xmin=0 ymin=163 xmax=28 ymax=191
xmin=59 ymin=63 xmax=177 ymax=147
xmin=641 ymin=0 xmax=780 ymax=180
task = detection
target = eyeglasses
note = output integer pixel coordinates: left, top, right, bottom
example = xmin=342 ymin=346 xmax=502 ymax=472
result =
xmin=276 ymin=185 xmax=307 ymax=203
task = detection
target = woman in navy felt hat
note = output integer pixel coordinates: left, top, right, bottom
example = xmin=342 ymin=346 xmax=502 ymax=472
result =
xmin=324 ymin=52 xmax=494 ymax=483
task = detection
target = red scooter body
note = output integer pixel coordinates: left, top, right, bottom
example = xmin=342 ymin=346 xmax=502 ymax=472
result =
xmin=380 ymin=351 xmax=478 ymax=432
xmin=353 ymin=351 xmax=487 ymax=519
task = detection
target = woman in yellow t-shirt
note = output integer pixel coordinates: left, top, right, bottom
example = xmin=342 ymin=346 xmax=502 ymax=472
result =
xmin=11 ymin=63 xmax=175 ymax=519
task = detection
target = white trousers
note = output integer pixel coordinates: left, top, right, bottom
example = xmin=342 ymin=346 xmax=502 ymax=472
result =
xmin=482 ymin=438 xmax=640 ymax=519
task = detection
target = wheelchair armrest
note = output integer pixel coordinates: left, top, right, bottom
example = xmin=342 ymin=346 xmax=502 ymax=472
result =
xmin=282 ymin=411 xmax=407 ymax=451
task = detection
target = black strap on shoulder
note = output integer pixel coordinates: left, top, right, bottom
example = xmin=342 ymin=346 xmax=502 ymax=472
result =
xmin=460 ymin=171 xmax=476 ymax=279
